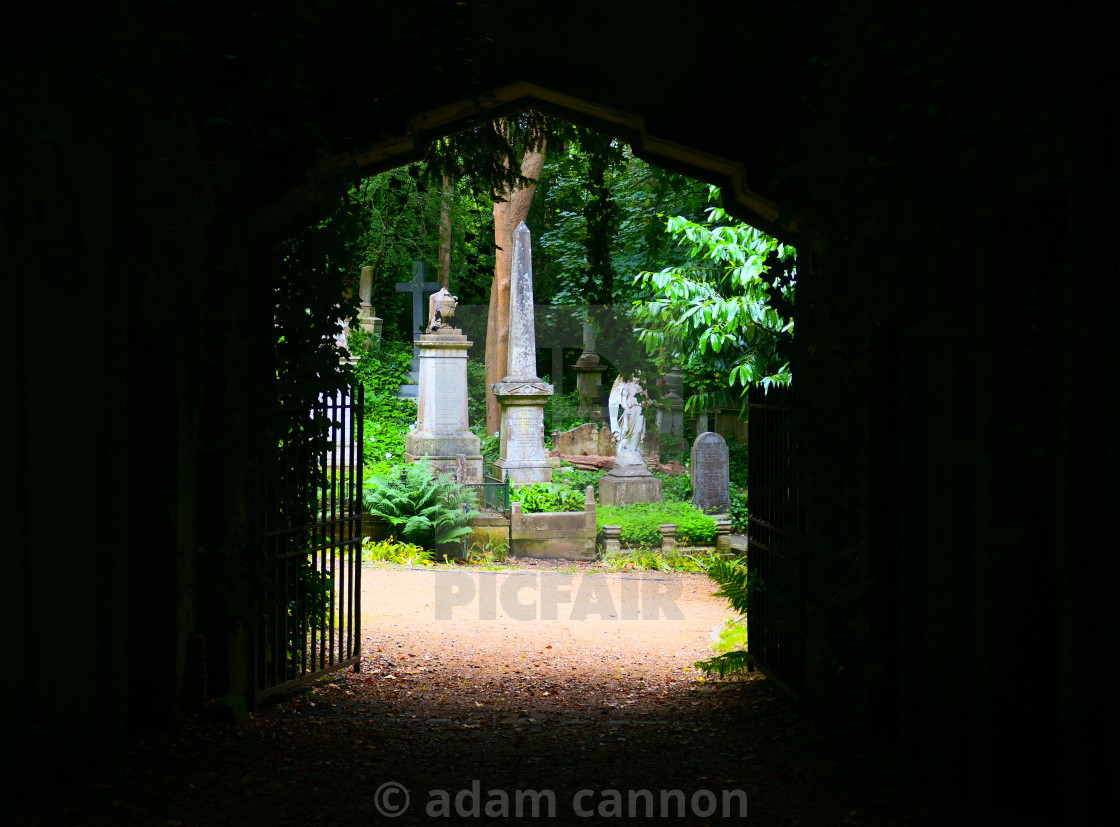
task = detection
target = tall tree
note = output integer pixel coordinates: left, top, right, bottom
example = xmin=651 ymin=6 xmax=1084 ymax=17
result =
xmin=438 ymin=174 xmax=453 ymax=289
xmin=484 ymin=127 xmax=546 ymax=435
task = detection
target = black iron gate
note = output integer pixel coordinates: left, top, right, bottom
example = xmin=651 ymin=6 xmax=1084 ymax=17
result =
xmin=255 ymin=385 xmax=364 ymax=702
xmin=746 ymin=384 xmax=804 ymax=706
xmin=459 ymin=474 xmax=512 ymax=552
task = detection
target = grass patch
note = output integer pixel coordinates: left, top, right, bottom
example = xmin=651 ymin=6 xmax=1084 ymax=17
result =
xmin=712 ymin=617 xmax=748 ymax=654
xmin=599 ymin=548 xmax=725 ymax=572
xmin=596 ymin=501 xmax=717 ymax=548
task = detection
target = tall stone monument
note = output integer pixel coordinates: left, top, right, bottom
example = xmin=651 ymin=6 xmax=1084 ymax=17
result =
xmin=656 ymin=366 xmax=685 ymax=459
xmin=491 ymin=222 xmax=554 ymax=484
xmin=691 ymin=431 xmax=730 ymax=513
xmin=574 ymin=313 xmax=607 ymax=419
xmin=599 ymin=375 xmax=663 ymax=505
xmin=356 ymin=264 xmax=383 ymax=345
xmin=404 ymin=287 xmax=484 ymax=482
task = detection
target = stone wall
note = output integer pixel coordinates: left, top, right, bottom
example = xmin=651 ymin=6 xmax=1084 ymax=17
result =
xmin=551 ymin=422 xmax=659 ymax=459
xmin=509 ymin=502 xmax=597 ymax=561
xmin=506 ymin=485 xmax=598 ymax=560
xmin=463 ymin=513 xmax=512 ymax=553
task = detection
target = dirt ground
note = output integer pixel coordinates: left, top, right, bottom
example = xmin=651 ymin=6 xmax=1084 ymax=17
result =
xmin=15 ymin=560 xmax=976 ymax=826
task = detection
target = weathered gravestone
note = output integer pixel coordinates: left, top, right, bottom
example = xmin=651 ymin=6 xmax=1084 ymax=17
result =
xmin=356 ymin=264 xmax=383 ymax=343
xmin=691 ymin=431 xmax=730 ymax=513
xmin=404 ymin=287 xmax=483 ymax=482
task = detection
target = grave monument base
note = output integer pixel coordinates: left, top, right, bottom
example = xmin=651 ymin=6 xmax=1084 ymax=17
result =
xmin=599 ymin=462 xmax=663 ymax=506
xmin=491 ymin=380 xmax=554 ymax=485
xmin=404 ymin=328 xmax=484 ymax=483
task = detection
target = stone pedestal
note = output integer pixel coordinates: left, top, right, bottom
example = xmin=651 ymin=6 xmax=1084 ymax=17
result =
xmin=599 ymin=461 xmax=663 ymax=506
xmin=656 ymin=367 xmax=685 ymax=459
xmin=491 ymin=379 xmax=554 ymax=484
xmin=601 ymin=524 xmax=622 ymax=557
xmin=574 ymin=355 xmax=606 ymax=419
xmin=659 ymin=524 xmax=678 ymax=553
xmin=714 ymin=515 xmax=733 ymax=551
xmin=404 ymin=328 xmax=483 ymax=482
xmin=356 ymin=264 xmax=383 ymax=346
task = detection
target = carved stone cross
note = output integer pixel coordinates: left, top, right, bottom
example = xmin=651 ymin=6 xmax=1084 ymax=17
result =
xmin=395 ymin=262 xmax=440 ymax=343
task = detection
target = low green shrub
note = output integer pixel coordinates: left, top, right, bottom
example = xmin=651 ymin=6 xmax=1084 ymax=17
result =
xmin=728 ymin=487 xmax=749 ymax=533
xmin=355 ymin=338 xmax=417 ymax=478
xmin=596 ymin=501 xmax=717 ymax=548
xmin=557 ymin=468 xmax=605 ymax=498
xmin=511 ymin=481 xmax=584 ymax=513
xmin=654 ymin=471 xmax=692 ymax=502
xmin=362 ymin=457 xmax=481 ymax=549
xmin=361 ymin=536 xmax=434 ymax=566
xmin=465 ymin=537 xmax=512 ymax=567
xmin=601 ymin=548 xmax=724 ymax=572
xmin=474 ymin=426 xmax=500 ymax=472
xmin=694 ymin=557 xmax=755 ymax=678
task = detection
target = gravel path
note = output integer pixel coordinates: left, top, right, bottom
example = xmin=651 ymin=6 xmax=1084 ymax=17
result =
xmin=16 ymin=561 xmax=969 ymax=826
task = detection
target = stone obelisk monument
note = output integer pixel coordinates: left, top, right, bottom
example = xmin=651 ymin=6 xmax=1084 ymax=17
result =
xmin=491 ymin=222 xmax=553 ymax=484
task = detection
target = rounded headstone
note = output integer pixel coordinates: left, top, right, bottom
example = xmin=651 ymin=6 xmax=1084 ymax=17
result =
xmin=691 ymin=431 xmax=730 ymax=513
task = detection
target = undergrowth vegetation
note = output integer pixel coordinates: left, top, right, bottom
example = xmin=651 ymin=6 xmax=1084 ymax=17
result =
xmin=596 ymin=501 xmax=717 ymax=548
xmin=694 ymin=557 xmax=754 ymax=677
xmin=353 ymin=336 xmax=417 ymax=478
xmin=362 ymin=535 xmax=514 ymax=569
xmin=511 ymin=481 xmax=585 ymax=513
xmin=362 ymin=457 xmax=480 ymax=550
xmin=600 ymin=548 xmax=725 ymax=573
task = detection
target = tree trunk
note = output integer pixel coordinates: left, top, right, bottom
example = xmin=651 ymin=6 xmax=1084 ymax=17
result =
xmin=485 ymin=141 xmax=546 ymax=436
xmin=438 ymin=175 xmax=452 ymax=289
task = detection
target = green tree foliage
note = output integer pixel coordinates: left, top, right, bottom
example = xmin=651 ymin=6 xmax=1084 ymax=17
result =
xmin=351 ymin=336 xmax=416 ymax=478
xmin=631 ymin=187 xmax=796 ymax=415
xmin=272 ymin=199 xmax=365 ymax=406
xmin=527 ymin=132 xmax=711 ymax=382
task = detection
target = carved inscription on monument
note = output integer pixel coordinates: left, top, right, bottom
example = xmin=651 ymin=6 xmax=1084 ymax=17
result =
xmin=691 ymin=432 xmax=730 ymax=513
xmin=430 ymin=360 xmax=461 ymax=431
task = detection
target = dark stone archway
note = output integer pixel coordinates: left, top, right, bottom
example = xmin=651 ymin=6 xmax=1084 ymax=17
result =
xmin=8 ymin=2 xmax=1115 ymax=820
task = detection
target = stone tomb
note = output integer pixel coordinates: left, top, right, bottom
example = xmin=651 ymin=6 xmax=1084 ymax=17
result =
xmin=404 ymin=322 xmax=483 ymax=483
xmin=691 ymin=431 xmax=730 ymax=513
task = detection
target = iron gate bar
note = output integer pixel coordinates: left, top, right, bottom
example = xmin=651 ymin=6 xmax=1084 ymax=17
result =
xmin=745 ymin=384 xmax=804 ymax=708
xmin=255 ymin=385 xmax=364 ymax=704
xmin=461 ymin=476 xmax=513 ymax=550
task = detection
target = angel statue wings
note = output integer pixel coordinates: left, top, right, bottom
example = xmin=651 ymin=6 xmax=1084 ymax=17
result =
xmin=608 ymin=375 xmax=646 ymax=466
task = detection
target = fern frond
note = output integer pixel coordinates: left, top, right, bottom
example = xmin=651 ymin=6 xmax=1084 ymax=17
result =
xmin=694 ymin=650 xmax=752 ymax=678
xmin=435 ymin=524 xmax=476 ymax=545
xmin=403 ymin=515 xmax=432 ymax=535
xmin=704 ymin=558 xmax=755 ymax=616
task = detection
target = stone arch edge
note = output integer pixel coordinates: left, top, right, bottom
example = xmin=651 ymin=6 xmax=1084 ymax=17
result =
xmin=255 ymin=81 xmax=792 ymax=242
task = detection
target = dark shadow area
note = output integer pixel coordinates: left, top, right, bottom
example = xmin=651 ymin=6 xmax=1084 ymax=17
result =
xmin=14 ymin=644 xmax=978 ymax=827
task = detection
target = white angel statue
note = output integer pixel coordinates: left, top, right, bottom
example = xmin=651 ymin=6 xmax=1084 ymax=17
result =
xmin=608 ymin=375 xmax=646 ymax=466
